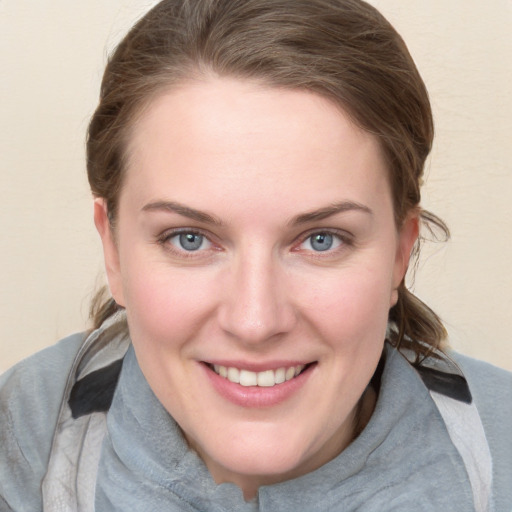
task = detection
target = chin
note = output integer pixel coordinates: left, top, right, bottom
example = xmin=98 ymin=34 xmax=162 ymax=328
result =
xmin=190 ymin=422 xmax=329 ymax=486
xmin=228 ymin=448 xmax=305 ymax=477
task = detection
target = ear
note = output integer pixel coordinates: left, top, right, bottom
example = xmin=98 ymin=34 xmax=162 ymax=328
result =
xmin=390 ymin=212 xmax=419 ymax=307
xmin=93 ymin=198 xmax=125 ymax=307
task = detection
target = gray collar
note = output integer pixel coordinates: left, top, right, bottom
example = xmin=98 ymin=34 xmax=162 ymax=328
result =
xmin=95 ymin=344 xmax=475 ymax=511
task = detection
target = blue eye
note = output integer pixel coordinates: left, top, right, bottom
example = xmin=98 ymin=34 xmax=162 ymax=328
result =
xmin=170 ymin=232 xmax=211 ymax=252
xmin=301 ymin=232 xmax=342 ymax=252
xmin=310 ymin=233 xmax=333 ymax=251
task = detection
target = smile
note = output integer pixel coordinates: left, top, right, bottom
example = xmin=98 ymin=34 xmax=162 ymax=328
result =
xmin=203 ymin=361 xmax=316 ymax=407
xmin=211 ymin=364 xmax=308 ymax=387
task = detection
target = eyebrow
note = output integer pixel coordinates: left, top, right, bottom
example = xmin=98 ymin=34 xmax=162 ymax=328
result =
xmin=141 ymin=201 xmax=224 ymax=226
xmin=289 ymin=201 xmax=373 ymax=226
xmin=141 ymin=199 xmax=372 ymax=227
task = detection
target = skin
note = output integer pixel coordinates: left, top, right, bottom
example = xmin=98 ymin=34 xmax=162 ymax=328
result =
xmin=95 ymin=77 xmax=418 ymax=500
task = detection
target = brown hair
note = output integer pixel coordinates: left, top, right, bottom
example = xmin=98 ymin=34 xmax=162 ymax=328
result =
xmin=87 ymin=0 xmax=449 ymax=356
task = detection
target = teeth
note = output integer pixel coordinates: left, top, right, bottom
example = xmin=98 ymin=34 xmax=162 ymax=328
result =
xmin=285 ymin=367 xmax=296 ymax=381
xmin=257 ymin=370 xmax=275 ymax=387
xmin=227 ymin=367 xmax=240 ymax=384
xmin=274 ymin=367 xmax=286 ymax=384
xmin=239 ymin=369 xmax=257 ymax=387
xmin=213 ymin=364 xmax=228 ymax=378
xmin=212 ymin=364 xmax=306 ymax=387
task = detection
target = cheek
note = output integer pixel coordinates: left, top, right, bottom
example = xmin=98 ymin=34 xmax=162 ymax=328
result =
xmin=298 ymin=261 xmax=394 ymax=341
xmin=119 ymin=260 xmax=219 ymax=410
xmin=301 ymin=264 xmax=393 ymax=410
xmin=120 ymin=255 xmax=218 ymax=345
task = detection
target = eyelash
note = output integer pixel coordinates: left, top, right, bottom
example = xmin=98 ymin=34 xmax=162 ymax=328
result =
xmin=293 ymin=229 xmax=353 ymax=255
xmin=156 ymin=228 xmax=353 ymax=258
xmin=157 ymin=228 xmax=218 ymax=258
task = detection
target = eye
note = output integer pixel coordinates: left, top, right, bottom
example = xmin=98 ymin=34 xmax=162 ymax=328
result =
xmin=300 ymin=232 xmax=343 ymax=252
xmin=169 ymin=231 xmax=212 ymax=252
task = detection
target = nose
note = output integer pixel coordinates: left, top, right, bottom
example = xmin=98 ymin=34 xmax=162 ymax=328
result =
xmin=217 ymin=248 xmax=297 ymax=346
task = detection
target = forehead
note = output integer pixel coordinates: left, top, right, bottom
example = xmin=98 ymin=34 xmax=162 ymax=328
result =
xmin=123 ymin=77 xmax=391 ymax=217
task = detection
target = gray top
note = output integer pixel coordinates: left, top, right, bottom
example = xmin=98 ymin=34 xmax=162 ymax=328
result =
xmin=1 ymin=333 xmax=511 ymax=511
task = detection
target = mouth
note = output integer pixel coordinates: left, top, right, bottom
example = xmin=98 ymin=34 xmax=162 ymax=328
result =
xmin=206 ymin=363 xmax=314 ymax=388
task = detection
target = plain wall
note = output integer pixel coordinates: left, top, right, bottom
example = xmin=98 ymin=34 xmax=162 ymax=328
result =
xmin=1 ymin=0 xmax=511 ymax=373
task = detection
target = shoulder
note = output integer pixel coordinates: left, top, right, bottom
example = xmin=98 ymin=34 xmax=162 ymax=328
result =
xmin=453 ymin=351 xmax=512 ymax=385
xmin=0 ymin=332 xmax=85 ymax=510
xmin=451 ymin=352 xmax=512 ymax=511
xmin=0 ymin=332 xmax=86 ymax=423
xmin=451 ymin=352 xmax=512 ymax=415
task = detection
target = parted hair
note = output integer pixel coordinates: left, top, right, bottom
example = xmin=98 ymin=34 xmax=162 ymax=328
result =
xmin=87 ymin=0 xmax=449 ymax=357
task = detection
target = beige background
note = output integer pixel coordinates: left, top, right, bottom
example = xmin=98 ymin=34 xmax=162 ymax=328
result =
xmin=1 ymin=1 xmax=511 ymax=373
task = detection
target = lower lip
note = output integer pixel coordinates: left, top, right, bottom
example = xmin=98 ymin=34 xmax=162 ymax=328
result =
xmin=202 ymin=363 xmax=315 ymax=408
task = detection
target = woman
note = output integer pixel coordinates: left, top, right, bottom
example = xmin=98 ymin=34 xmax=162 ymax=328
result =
xmin=1 ymin=0 xmax=510 ymax=510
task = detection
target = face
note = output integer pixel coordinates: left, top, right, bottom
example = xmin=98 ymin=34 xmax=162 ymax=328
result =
xmin=95 ymin=77 xmax=418 ymax=498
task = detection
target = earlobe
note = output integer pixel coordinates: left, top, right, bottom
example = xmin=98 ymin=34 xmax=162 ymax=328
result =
xmin=391 ymin=213 xmax=420 ymax=306
xmin=93 ymin=199 xmax=125 ymax=307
